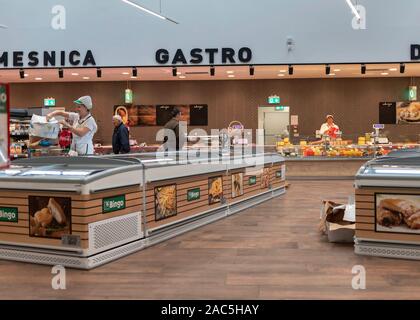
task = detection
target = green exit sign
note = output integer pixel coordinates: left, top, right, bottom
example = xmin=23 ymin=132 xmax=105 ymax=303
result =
xmin=268 ymin=95 xmax=280 ymax=104
xmin=275 ymin=106 xmax=285 ymax=111
xmin=125 ymin=89 xmax=133 ymax=104
xmin=409 ymin=86 xmax=417 ymax=101
xmin=44 ymin=98 xmax=56 ymax=107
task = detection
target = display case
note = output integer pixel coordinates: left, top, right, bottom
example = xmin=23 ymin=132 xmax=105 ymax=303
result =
xmin=0 ymin=151 xmax=286 ymax=269
xmin=9 ymin=109 xmax=31 ymax=160
xmin=354 ymin=149 xmax=420 ymax=260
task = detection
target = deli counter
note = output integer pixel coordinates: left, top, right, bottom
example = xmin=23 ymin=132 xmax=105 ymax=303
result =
xmin=276 ymin=136 xmax=420 ymax=179
xmin=0 ymin=151 xmax=286 ymax=269
xmin=354 ymin=149 xmax=420 ymax=260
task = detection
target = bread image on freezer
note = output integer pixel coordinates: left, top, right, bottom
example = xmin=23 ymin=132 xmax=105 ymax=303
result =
xmin=29 ymin=197 xmax=68 ymax=237
xmin=48 ymin=197 xmax=67 ymax=225
xmin=377 ymin=198 xmax=420 ymax=229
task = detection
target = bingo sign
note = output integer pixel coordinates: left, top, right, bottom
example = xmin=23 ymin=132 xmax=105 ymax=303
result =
xmin=0 ymin=84 xmax=9 ymax=168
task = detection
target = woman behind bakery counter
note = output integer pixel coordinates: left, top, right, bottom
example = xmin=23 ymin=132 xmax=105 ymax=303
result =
xmin=46 ymin=96 xmax=98 ymax=155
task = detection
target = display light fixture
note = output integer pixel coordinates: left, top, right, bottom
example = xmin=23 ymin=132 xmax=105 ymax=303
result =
xmin=58 ymin=68 xmax=64 ymax=78
xmin=172 ymin=67 xmax=177 ymax=77
xmin=19 ymin=69 xmax=24 ymax=79
xmin=249 ymin=65 xmax=254 ymax=76
xmin=132 ymin=67 xmax=137 ymax=77
xmin=97 ymin=68 xmax=102 ymax=78
xmin=400 ymin=63 xmax=405 ymax=74
xmin=325 ymin=64 xmax=330 ymax=75
xmin=210 ymin=65 xmax=215 ymax=76
xmin=361 ymin=64 xmax=366 ymax=74
xmin=288 ymin=65 xmax=293 ymax=75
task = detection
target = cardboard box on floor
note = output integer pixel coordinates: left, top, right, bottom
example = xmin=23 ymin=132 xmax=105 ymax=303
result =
xmin=320 ymin=199 xmax=355 ymax=243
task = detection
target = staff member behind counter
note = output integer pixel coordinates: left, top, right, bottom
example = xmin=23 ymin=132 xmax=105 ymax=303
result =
xmin=46 ymin=96 xmax=98 ymax=155
xmin=319 ymin=114 xmax=340 ymax=138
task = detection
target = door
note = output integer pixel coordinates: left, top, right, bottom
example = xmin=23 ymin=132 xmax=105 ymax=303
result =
xmin=263 ymin=112 xmax=289 ymax=145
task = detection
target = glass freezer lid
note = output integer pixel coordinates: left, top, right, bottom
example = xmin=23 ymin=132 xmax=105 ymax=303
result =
xmin=361 ymin=165 xmax=420 ymax=176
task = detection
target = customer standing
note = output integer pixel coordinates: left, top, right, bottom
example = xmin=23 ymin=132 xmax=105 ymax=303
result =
xmin=46 ymin=95 xmax=97 ymax=155
xmin=163 ymin=107 xmax=183 ymax=151
xmin=112 ymin=115 xmax=130 ymax=154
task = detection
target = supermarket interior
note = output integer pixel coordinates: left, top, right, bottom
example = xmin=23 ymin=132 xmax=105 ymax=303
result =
xmin=1 ymin=0 xmax=420 ymax=301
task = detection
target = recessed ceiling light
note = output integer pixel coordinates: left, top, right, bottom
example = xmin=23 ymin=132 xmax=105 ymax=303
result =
xmin=389 ymin=68 xmax=397 ymax=71
xmin=71 ymin=72 xmax=79 ymax=76
xmin=277 ymin=74 xmax=285 ymax=77
xmin=122 ymin=72 xmax=129 ymax=75
xmin=333 ymin=69 xmax=341 ymax=72
xmin=24 ymin=73 xmax=28 ymax=77
xmin=130 ymin=76 xmax=138 ymax=79
xmin=279 ymin=69 xmax=286 ymax=73
xmin=35 ymin=77 xmax=42 ymax=80
xmin=228 ymin=74 xmax=235 ymax=78
xmin=381 ymin=72 xmax=389 ymax=75
xmin=179 ymin=75 xmax=186 ymax=79
xmin=328 ymin=73 xmax=336 ymax=76
xmin=226 ymin=70 xmax=234 ymax=74
xmin=176 ymin=71 xmax=181 ymax=75
xmin=83 ymin=76 xmax=90 ymax=80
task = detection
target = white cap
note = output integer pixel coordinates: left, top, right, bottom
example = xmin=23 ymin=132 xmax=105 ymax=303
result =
xmin=113 ymin=115 xmax=122 ymax=122
xmin=74 ymin=96 xmax=93 ymax=110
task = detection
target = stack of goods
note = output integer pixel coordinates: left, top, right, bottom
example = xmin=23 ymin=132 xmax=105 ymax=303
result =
xmin=28 ymin=114 xmax=61 ymax=156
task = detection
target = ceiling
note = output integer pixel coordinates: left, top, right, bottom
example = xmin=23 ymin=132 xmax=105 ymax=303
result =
xmin=1 ymin=63 xmax=419 ymax=83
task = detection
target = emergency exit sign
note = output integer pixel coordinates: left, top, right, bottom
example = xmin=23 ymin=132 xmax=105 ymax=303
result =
xmin=409 ymin=86 xmax=417 ymax=101
xmin=268 ymin=95 xmax=280 ymax=104
xmin=44 ymin=98 xmax=55 ymax=107
xmin=125 ymin=89 xmax=133 ymax=104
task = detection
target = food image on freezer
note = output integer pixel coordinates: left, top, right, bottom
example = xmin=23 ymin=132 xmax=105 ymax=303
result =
xmin=376 ymin=194 xmax=420 ymax=234
xmin=260 ymin=168 xmax=271 ymax=189
xmin=231 ymin=173 xmax=244 ymax=198
xmin=28 ymin=196 xmax=71 ymax=239
xmin=208 ymin=176 xmax=223 ymax=204
xmin=155 ymin=184 xmax=177 ymax=221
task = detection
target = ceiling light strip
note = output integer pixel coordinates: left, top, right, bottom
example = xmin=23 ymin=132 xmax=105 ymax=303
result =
xmin=346 ymin=0 xmax=361 ymax=20
xmin=121 ymin=0 xmax=179 ymax=24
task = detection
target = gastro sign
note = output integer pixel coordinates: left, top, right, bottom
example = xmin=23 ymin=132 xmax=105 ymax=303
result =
xmin=0 ymin=207 xmax=18 ymax=222
xmin=187 ymin=188 xmax=200 ymax=202
xmin=103 ymin=195 xmax=126 ymax=213
xmin=155 ymin=47 xmax=252 ymax=65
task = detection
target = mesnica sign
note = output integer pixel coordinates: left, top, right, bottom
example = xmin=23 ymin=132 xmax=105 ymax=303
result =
xmin=103 ymin=195 xmax=126 ymax=213
xmin=187 ymin=188 xmax=200 ymax=202
xmin=0 ymin=207 xmax=18 ymax=222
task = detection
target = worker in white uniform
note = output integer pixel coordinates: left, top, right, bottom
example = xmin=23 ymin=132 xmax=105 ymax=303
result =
xmin=46 ymin=96 xmax=98 ymax=155
xmin=319 ymin=114 xmax=340 ymax=138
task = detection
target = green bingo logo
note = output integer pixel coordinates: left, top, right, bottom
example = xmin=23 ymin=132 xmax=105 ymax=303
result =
xmin=0 ymin=207 xmax=18 ymax=222
xmin=103 ymin=195 xmax=126 ymax=213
